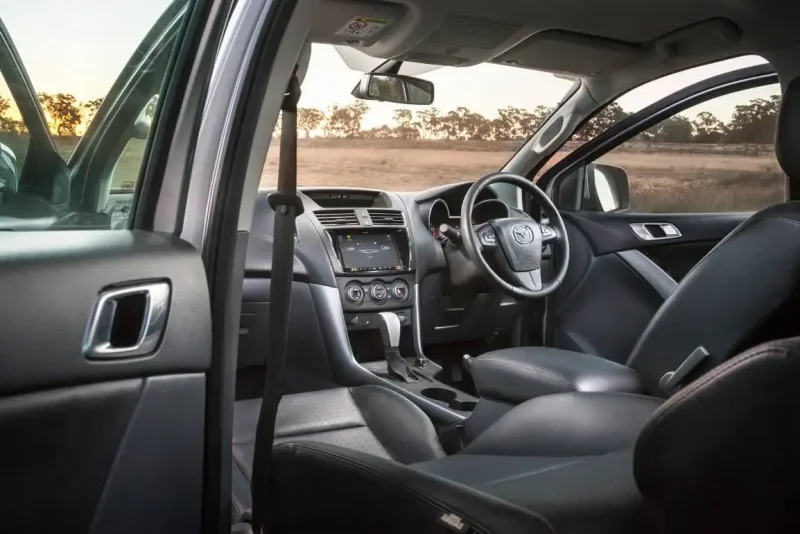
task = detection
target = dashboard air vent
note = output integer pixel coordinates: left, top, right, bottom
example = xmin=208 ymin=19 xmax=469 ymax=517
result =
xmin=314 ymin=209 xmax=359 ymax=226
xmin=367 ymin=209 xmax=404 ymax=226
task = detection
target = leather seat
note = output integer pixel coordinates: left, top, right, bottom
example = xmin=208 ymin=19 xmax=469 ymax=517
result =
xmin=233 ymin=385 xmax=660 ymax=533
xmin=472 ymin=197 xmax=800 ymax=407
xmin=260 ymin=336 xmax=800 ymax=533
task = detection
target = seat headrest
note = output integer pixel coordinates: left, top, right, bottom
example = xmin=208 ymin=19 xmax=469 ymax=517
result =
xmin=776 ymin=77 xmax=800 ymax=179
xmin=634 ymin=336 xmax=800 ymax=534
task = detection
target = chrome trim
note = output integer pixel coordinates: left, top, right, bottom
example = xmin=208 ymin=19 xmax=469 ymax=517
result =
xmin=434 ymin=324 xmax=459 ymax=331
xmin=412 ymin=282 xmax=428 ymax=362
xmin=630 ymin=222 xmax=682 ymax=241
xmin=427 ymin=198 xmax=451 ymax=230
xmin=376 ymin=312 xmax=401 ymax=347
xmin=83 ymin=282 xmax=171 ymax=359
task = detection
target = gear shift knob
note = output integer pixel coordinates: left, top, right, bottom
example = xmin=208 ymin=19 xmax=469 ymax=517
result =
xmin=376 ymin=311 xmax=401 ymax=348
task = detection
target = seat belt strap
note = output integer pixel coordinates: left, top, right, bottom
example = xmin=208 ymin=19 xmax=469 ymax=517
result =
xmin=250 ymin=72 xmax=302 ymax=534
xmin=659 ymin=346 xmax=709 ymax=395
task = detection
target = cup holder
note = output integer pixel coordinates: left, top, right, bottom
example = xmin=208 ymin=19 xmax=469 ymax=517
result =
xmin=421 ymin=387 xmax=476 ymax=412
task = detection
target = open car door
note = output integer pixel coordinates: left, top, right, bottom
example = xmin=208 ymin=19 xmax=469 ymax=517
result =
xmin=0 ymin=0 xmax=231 ymax=531
xmin=538 ymin=64 xmax=782 ymax=364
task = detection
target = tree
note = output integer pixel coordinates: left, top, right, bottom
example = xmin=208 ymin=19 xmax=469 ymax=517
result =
xmin=646 ymin=115 xmax=693 ymax=143
xmin=725 ymin=95 xmax=780 ymax=144
xmin=38 ymin=92 xmax=82 ymax=136
xmin=691 ymin=111 xmax=727 ymax=143
xmin=81 ymin=98 xmax=104 ymax=125
xmin=298 ymin=107 xmax=325 ymax=138
xmin=0 ymin=96 xmax=24 ymax=134
xmin=323 ymin=102 xmax=370 ymax=138
xmin=416 ymin=108 xmax=441 ymax=139
xmin=575 ymin=102 xmax=630 ymax=140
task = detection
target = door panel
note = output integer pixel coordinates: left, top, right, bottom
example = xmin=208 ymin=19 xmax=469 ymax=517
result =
xmin=0 ymin=231 xmax=211 ymax=532
xmin=548 ymin=212 xmax=745 ymax=362
xmin=562 ymin=211 xmax=748 ymax=258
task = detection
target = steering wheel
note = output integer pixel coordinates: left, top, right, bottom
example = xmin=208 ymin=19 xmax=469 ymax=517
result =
xmin=460 ymin=172 xmax=570 ymax=298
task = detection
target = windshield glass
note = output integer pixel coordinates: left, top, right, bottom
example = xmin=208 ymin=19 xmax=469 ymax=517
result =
xmin=262 ymin=44 xmax=574 ymax=191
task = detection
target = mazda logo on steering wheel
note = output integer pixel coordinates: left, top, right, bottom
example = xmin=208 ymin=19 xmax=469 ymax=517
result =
xmin=512 ymin=224 xmax=534 ymax=245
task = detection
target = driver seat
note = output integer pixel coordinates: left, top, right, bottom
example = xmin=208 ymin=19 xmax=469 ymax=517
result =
xmin=465 ymin=77 xmax=800 ymax=411
xmin=236 ymin=335 xmax=800 ymax=533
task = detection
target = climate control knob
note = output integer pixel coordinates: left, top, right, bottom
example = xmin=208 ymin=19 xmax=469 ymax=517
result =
xmin=369 ymin=282 xmax=387 ymax=302
xmin=345 ymin=283 xmax=364 ymax=304
xmin=391 ymin=280 xmax=410 ymax=301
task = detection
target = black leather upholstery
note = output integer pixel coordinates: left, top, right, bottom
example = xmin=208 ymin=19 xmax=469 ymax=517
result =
xmin=233 ymin=386 xmax=445 ymax=478
xmin=635 ymin=336 xmax=800 ymax=534
xmin=469 ymin=347 xmax=643 ymax=404
xmin=469 ymin=201 xmax=800 ymax=401
xmin=263 ymin=336 xmax=800 ymax=533
xmin=462 ymin=392 xmax=661 ymax=457
xmin=777 ymin=77 xmax=800 ymax=182
xmin=417 ymin=450 xmax=652 ymax=534
xmin=270 ymin=442 xmax=555 ymax=534
xmin=627 ymin=201 xmax=800 ymax=393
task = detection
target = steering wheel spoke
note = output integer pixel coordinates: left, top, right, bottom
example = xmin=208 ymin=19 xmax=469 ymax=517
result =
xmin=474 ymin=222 xmax=499 ymax=250
xmin=540 ymin=225 xmax=558 ymax=243
xmin=511 ymin=269 xmax=542 ymax=292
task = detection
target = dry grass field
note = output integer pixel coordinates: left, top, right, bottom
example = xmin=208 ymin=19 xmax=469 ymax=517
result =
xmin=2 ymin=135 xmax=781 ymax=213
xmin=262 ymin=139 xmax=784 ymax=213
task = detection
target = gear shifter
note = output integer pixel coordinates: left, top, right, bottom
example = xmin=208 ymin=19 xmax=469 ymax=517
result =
xmin=376 ymin=311 xmax=420 ymax=383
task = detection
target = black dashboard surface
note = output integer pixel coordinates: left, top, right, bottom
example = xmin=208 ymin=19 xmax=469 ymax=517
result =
xmin=244 ymin=183 xmax=505 ymax=292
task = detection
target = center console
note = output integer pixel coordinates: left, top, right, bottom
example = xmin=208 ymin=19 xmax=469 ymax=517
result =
xmin=309 ymin=201 xmax=416 ymax=331
xmin=302 ymin=191 xmax=476 ymax=414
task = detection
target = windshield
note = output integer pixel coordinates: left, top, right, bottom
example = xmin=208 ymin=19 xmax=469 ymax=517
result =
xmin=262 ymin=44 xmax=574 ymax=191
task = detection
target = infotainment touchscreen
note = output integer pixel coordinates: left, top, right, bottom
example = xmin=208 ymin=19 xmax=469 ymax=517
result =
xmin=336 ymin=233 xmax=403 ymax=272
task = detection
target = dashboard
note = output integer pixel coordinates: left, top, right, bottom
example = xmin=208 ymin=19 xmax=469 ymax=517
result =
xmin=239 ymin=181 xmax=527 ymax=370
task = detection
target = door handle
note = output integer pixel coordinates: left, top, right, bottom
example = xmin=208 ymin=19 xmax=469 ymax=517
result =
xmin=83 ymin=282 xmax=171 ymax=359
xmin=630 ymin=222 xmax=682 ymax=241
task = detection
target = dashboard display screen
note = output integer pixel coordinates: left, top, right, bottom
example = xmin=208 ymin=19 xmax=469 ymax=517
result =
xmin=336 ymin=233 xmax=403 ymax=271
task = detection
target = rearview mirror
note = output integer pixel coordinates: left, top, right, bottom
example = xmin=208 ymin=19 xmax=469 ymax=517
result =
xmin=585 ymin=163 xmax=630 ymax=212
xmin=352 ymin=73 xmax=434 ymax=105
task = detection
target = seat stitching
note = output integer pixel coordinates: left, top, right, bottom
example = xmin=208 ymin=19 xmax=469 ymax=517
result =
xmin=480 ymin=458 xmax=588 ymax=487
xmin=233 ymin=421 xmax=369 ymax=445
xmin=480 ymin=356 xmax=581 ymax=392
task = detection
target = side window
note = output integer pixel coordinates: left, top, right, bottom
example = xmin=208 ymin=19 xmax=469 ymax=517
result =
xmin=591 ymin=83 xmax=783 ymax=213
xmin=0 ymin=1 xmax=189 ymax=230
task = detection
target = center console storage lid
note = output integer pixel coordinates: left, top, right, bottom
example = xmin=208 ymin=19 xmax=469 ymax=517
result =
xmin=466 ymin=347 xmax=643 ymax=404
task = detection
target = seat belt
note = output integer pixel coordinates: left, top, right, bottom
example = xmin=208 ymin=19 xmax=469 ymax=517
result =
xmin=249 ymin=71 xmax=302 ymax=534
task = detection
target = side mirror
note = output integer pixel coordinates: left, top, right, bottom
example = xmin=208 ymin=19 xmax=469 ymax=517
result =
xmin=0 ymin=142 xmax=18 ymax=195
xmin=585 ymin=163 xmax=630 ymax=212
xmin=352 ymin=73 xmax=434 ymax=105
xmin=133 ymin=95 xmax=159 ymax=140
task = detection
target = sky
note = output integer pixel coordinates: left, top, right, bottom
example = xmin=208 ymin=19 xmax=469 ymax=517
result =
xmin=0 ymin=0 xmax=781 ymax=130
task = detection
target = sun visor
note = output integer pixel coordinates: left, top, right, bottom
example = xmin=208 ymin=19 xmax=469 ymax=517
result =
xmin=492 ymin=30 xmax=645 ymax=77
xmin=307 ymin=0 xmax=408 ymax=47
